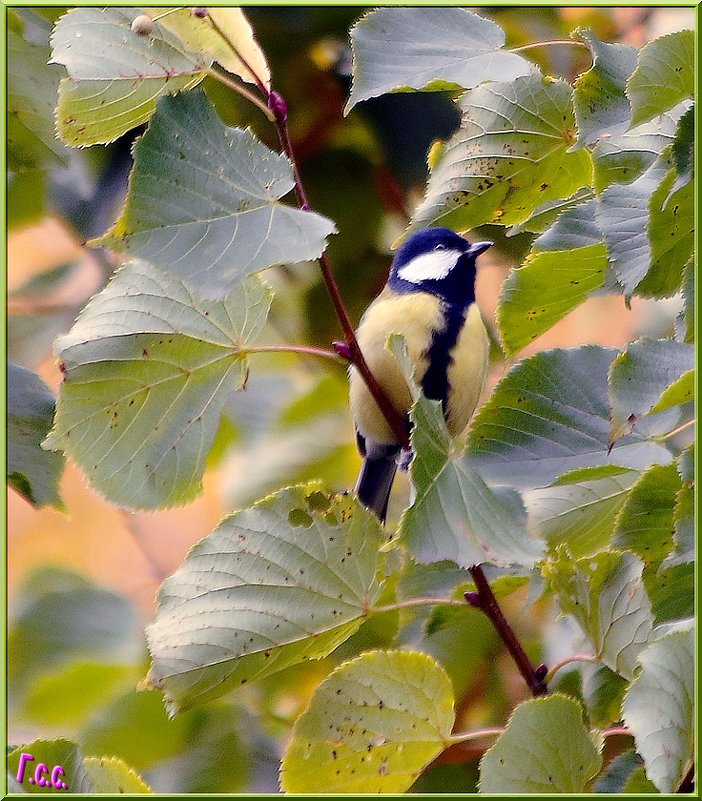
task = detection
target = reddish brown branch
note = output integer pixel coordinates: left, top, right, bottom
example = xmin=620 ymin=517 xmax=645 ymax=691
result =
xmin=467 ymin=567 xmax=548 ymax=697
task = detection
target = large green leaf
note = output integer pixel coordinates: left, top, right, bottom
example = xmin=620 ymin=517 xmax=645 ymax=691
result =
xmin=608 ymin=338 xmax=694 ymax=439
xmin=622 ymin=627 xmax=694 ymax=793
xmin=399 ymin=395 xmax=543 ymax=569
xmin=411 ymin=72 xmax=592 ymax=231
xmin=43 ymin=262 xmax=272 ymax=509
xmin=544 ymin=548 xmax=653 ymax=679
xmin=627 ymin=30 xmax=694 ymax=127
xmin=8 ymin=363 xmax=64 ymax=508
xmin=466 ymin=346 xmax=671 ymax=489
xmin=524 ymin=466 xmax=638 ymax=558
xmin=280 ymin=650 xmax=454 ymax=793
xmin=146 ymin=486 xmax=386 ymax=713
xmin=663 ymin=449 xmax=694 ymax=567
xmin=346 ymin=7 xmax=531 ymax=112
xmin=94 ymin=91 xmax=336 ymax=299
xmin=479 ymin=695 xmax=602 ymax=793
xmin=142 ymin=7 xmax=270 ymax=87
xmin=571 ymin=29 xmax=637 ymax=148
xmin=51 ymin=7 xmax=209 ymax=145
xmin=7 ymin=738 xmax=150 ymax=794
xmin=8 ymin=29 xmax=67 ymax=170
xmin=498 ymin=244 xmax=607 ymax=355
xmin=594 ymin=750 xmax=657 ymax=794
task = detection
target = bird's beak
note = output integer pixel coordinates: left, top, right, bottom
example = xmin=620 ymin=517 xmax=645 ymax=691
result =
xmin=467 ymin=241 xmax=493 ymax=258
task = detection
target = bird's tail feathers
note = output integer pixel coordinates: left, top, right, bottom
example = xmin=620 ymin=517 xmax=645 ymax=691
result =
xmin=355 ymin=452 xmax=399 ymax=524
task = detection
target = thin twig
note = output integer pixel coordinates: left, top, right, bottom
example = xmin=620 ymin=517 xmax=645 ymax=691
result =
xmin=370 ymin=597 xmax=467 ymax=615
xmin=207 ymin=67 xmax=274 ymax=120
xmin=655 ymin=418 xmax=695 ymax=443
xmin=544 ymin=653 xmax=598 ymax=684
xmin=601 ymin=726 xmax=632 ymax=738
xmin=467 ymin=567 xmax=548 ymax=697
xmin=510 ymin=39 xmax=590 ymax=53
xmin=449 ymin=727 xmax=505 ymax=745
xmin=245 ymin=344 xmax=342 ymax=362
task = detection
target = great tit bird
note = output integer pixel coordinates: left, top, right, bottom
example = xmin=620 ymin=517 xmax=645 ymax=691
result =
xmin=349 ymin=227 xmax=492 ymax=522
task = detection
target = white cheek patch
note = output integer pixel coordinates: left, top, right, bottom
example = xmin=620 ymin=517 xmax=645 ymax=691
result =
xmin=397 ymin=249 xmax=462 ymax=283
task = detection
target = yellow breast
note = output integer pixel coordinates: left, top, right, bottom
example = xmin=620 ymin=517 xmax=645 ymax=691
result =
xmin=349 ymin=291 xmax=489 ymax=445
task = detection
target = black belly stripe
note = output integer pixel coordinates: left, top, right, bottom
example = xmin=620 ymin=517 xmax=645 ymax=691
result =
xmin=420 ymin=301 xmax=468 ymax=418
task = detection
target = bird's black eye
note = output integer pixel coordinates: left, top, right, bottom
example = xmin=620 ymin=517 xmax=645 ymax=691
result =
xmin=434 ymin=243 xmax=447 ymax=251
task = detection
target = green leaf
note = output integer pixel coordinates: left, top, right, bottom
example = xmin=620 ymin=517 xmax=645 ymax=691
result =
xmin=466 ymin=346 xmax=671 ymax=489
xmin=663 ymin=455 xmax=694 ymax=567
xmin=571 ymin=29 xmax=637 ymax=148
xmin=596 ymin=154 xmax=668 ymax=295
xmin=524 ymin=466 xmax=638 ymax=558
xmin=637 ymin=160 xmax=693 ymax=298
xmin=595 ymin=750 xmax=657 ymax=794
xmin=346 ymin=7 xmax=531 ymax=112
xmin=8 ymin=364 xmax=64 ymax=508
xmin=592 ymin=108 xmax=680 ymax=192
xmin=585 ymin=665 xmax=628 ymax=728
xmin=479 ymin=695 xmax=602 ymax=793
xmin=82 ymin=757 xmax=151 ymax=794
xmin=8 ymin=738 xmax=92 ymax=794
xmin=498 ymin=244 xmax=607 ymax=355
xmin=613 ymin=462 xmax=680 ymax=569
xmin=146 ymin=486 xmax=386 ymax=712
xmin=141 ymin=7 xmax=270 ymax=88
xmin=93 ymin=91 xmax=336 ymax=299
xmin=544 ymin=548 xmax=653 ymax=679
xmin=57 ymin=73 xmax=203 ymax=148
xmin=280 ymin=650 xmax=454 ymax=793
xmin=622 ymin=627 xmax=694 ymax=793
xmin=399 ymin=393 xmax=543 ymax=569
xmin=648 ymin=562 xmax=694 ymax=624
xmin=7 ymin=738 xmax=150 ymax=794
xmin=8 ymin=29 xmax=67 ymax=170
xmin=671 ymin=104 xmax=694 ymax=180
xmin=532 ymin=198 xmax=603 ymax=251
xmin=675 ymin=259 xmax=694 ymax=343
xmin=51 ymin=7 xmax=209 ymax=146
xmin=411 ymin=73 xmax=592 ymax=231
xmin=627 ymin=30 xmax=694 ymax=127
xmin=506 ymin=187 xmax=594 ymax=237
xmin=608 ymin=338 xmax=694 ymax=436
xmin=43 ymin=263 xmax=272 ymax=509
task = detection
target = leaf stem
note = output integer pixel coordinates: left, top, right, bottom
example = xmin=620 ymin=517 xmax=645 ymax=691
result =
xmin=370 ymin=597 xmax=467 ymax=615
xmin=601 ymin=726 xmax=632 ymax=738
xmin=245 ymin=344 xmax=342 ymax=362
xmin=654 ymin=417 xmax=695 ymax=443
xmin=207 ymin=67 xmax=274 ymax=121
xmin=467 ymin=567 xmax=548 ymax=697
xmin=544 ymin=653 xmax=598 ymax=684
xmin=449 ymin=727 xmax=505 ymax=745
xmin=509 ymin=39 xmax=589 ymax=53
